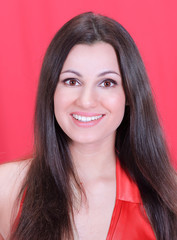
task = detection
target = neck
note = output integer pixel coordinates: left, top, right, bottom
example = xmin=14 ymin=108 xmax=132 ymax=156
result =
xmin=69 ymin=137 xmax=117 ymax=182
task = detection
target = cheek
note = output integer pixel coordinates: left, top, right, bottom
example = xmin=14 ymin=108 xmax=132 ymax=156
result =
xmin=104 ymin=91 xmax=126 ymax=114
xmin=54 ymin=90 xmax=65 ymax=121
xmin=54 ymin=89 xmax=69 ymax=111
xmin=54 ymin=89 xmax=76 ymax=126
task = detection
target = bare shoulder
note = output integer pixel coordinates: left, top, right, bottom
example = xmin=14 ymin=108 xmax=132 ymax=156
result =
xmin=0 ymin=159 xmax=32 ymax=238
xmin=0 ymin=159 xmax=31 ymax=191
xmin=0 ymin=159 xmax=32 ymax=206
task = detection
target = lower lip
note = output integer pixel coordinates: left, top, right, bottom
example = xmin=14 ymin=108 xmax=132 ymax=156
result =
xmin=71 ymin=115 xmax=104 ymax=128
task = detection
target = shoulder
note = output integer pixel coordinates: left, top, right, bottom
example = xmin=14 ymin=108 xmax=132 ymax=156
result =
xmin=0 ymin=159 xmax=32 ymax=238
xmin=0 ymin=159 xmax=31 ymax=196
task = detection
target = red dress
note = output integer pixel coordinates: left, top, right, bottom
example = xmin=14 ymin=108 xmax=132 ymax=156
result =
xmin=15 ymin=160 xmax=156 ymax=239
xmin=106 ymin=160 xmax=156 ymax=240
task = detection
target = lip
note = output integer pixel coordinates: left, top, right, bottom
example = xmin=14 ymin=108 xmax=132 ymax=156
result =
xmin=70 ymin=112 xmax=105 ymax=128
xmin=70 ymin=112 xmax=104 ymax=117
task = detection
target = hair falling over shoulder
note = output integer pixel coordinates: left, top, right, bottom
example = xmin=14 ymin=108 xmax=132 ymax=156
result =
xmin=10 ymin=12 xmax=177 ymax=240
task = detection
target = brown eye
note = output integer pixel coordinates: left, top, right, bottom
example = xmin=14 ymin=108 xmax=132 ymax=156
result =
xmin=63 ymin=78 xmax=80 ymax=86
xmin=100 ymin=79 xmax=117 ymax=87
xmin=69 ymin=79 xmax=77 ymax=85
xmin=104 ymin=80 xmax=111 ymax=87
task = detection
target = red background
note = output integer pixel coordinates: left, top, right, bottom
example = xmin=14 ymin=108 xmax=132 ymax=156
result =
xmin=0 ymin=0 xmax=177 ymax=169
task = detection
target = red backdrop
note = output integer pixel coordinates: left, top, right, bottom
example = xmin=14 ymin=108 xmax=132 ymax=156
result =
xmin=0 ymin=0 xmax=177 ymax=169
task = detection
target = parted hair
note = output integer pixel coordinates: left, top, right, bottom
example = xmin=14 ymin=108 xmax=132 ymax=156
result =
xmin=11 ymin=12 xmax=177 ymax=240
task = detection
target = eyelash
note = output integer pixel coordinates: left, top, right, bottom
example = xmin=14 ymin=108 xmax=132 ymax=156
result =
xmin=63 ymin=78 xmax=80 ymax=86
xmin=62 ymin=78 xmax=118 ymax=87
xmin=100 ymin=79 xmax=117 ymax=87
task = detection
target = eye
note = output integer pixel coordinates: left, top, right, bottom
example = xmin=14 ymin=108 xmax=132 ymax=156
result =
xmin=99 ymin=79 xmax=117 ymax=87
xmin=63 ymin=78 xmax=80 ymax=86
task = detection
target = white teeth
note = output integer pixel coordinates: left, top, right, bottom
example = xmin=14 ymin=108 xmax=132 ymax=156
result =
xmin=72 ymin=114 xmax=103 ymax=122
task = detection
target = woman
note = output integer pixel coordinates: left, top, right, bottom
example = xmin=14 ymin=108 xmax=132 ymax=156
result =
xmin=0 ymin=12 xmax=177 ymax=240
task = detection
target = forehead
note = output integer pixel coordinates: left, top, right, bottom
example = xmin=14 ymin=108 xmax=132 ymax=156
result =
xmin=61 ymin=41 xmax=120 ymax=73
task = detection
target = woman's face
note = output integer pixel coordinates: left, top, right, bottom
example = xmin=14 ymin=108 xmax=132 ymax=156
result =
xmin=54 ymin=42 xmax=126 ymax=146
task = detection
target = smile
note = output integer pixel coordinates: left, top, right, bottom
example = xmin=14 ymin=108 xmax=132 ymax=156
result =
xmin=72 ymin=114 xmax=103 ymax=122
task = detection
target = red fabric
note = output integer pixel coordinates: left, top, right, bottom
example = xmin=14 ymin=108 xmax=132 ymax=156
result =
xmin=12 ymin=188 xmax=27 ymax=232
xmin=0 ymin=234 xmax=4 ymax=240
xmin=106 ymin=160 xmax=156 ymax=240
xmin=14 ymin=160 xmax=156 ymax=239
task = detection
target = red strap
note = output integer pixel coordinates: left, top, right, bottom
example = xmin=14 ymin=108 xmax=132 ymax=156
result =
xmin=12 ymin=188 xmax=27 ymax=232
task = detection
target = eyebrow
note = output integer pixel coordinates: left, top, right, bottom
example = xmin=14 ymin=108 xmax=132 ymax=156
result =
xmin=60 ymin=70 xmax=121 ymax=77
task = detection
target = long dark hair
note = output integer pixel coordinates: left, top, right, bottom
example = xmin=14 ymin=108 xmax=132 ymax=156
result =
xmin=11 ymin=12 xmax=177 ymax=240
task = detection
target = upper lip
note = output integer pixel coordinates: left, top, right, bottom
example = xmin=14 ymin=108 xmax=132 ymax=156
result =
xmin=71 ymin=112 xmax=105 ymax=117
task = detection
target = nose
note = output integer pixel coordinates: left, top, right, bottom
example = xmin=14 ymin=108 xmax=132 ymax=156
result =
xmin=75 ymin=86 xmax=98 ymax=109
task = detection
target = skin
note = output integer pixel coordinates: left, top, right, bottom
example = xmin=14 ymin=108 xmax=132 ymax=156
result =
xmin=54 ymin=42 xmax=126 ymax=239
xmin=0 ymin=160 xmax=31 ymax=239
xmin=54 ymin=42 xmax=125 ymax=148
xmin=0 ymin=42 xmax=126 ymax=239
